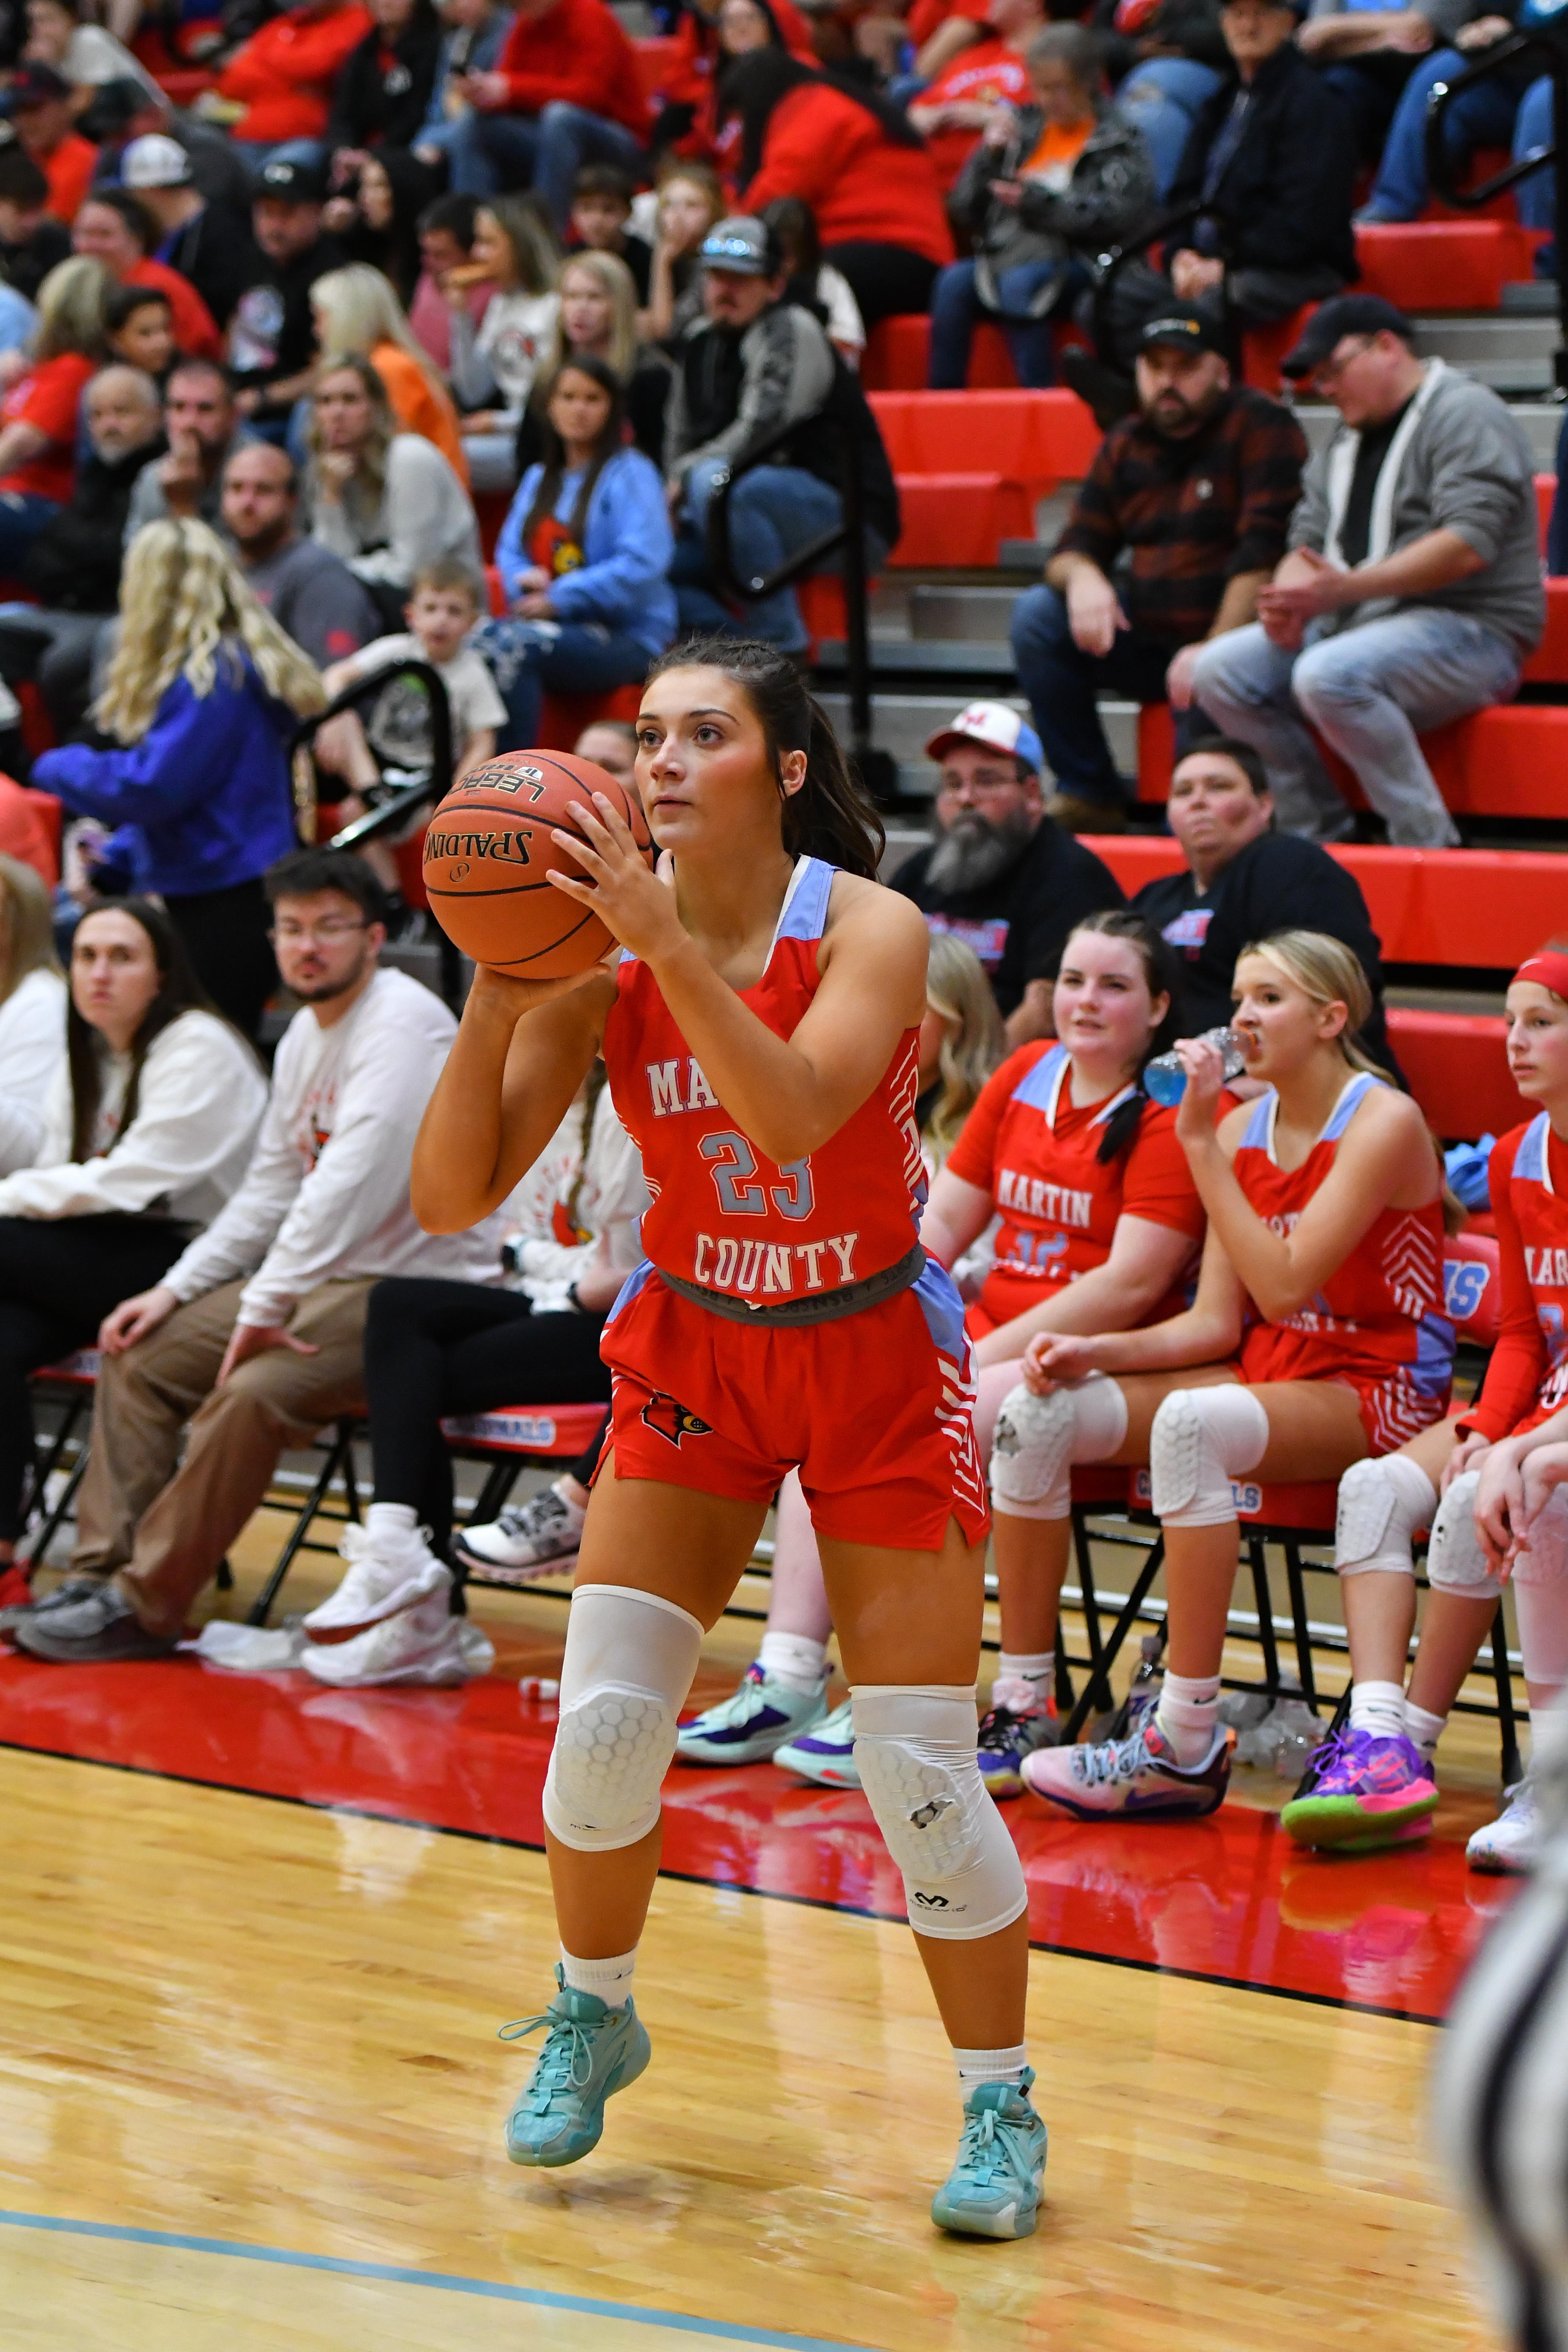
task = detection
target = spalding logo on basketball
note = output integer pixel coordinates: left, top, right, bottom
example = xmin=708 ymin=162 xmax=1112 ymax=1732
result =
xmin=422 ymin=749 xmax=654 ymax=978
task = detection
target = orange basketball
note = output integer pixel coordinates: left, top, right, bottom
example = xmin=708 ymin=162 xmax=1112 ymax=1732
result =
xmin=422 ymin=749 xmax=653 ymax=977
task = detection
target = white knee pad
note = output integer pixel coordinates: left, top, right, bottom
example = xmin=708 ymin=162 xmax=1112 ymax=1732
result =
xmin=542 ymin=1584 xmax=703 ymax=1852
xmin=851 ymin=1684 xmax=1027 ymax=1941
xmin=1335 ymin=1453 xmax=1437 ymax=1579
xmin=1426 ymin=1471 xmax=1502 ymax=1599
xmin=1149 ymin=1386 xmax=1269 ymax=1527
xmin=989 ymin=1374 xmax=1128 ymax=1522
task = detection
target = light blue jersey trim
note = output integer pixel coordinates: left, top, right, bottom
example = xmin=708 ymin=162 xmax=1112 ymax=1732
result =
xmin=911 ymin=1252 xmax=970 ymax=1362
xmin=604 ymin=1258 xmax=656 ymax=1326
xmin=1009 ymin=1043 xmax=1068 ymax=1112
xmin=1241 ymin=1091 xmax=1276 ymax=1152
xmin=1321 ymin=1070 xmax=1380 ymax=1143
xmin=771 ymin=855 xmax=835 ymax=947
xmin=1515 ymin=1110 xmax=1553 ymax=1187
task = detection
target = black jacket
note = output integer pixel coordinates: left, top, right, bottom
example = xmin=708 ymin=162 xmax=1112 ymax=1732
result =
xmin=157 ymin=199 xmax=263 ymax=333
xmin=325 ymin=9 xmax=443 ymax=152
xmin=1165 ymin=41 xmax=1358 ymax=281
xmin=893 ymin=820 xmax=1125 ymax=1018
xmin=1131 ymin=829 xmax=1395 ymax=1072
xmin=24 ymin=434 xmax=166 ymax=612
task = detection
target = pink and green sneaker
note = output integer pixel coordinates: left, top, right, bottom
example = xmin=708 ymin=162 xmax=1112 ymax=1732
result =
xmin=1280 ymin=1727 xmax=1437 ymax=1854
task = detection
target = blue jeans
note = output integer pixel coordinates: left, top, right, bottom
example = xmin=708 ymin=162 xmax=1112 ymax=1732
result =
xmin=1366 ymin=49 xmax=1547 ymax=222
xmin=927 ymin=259 xmax=1069 ymax=389
xmin=1010 ymin=583 xmax=1188 ymax=810
xmin=672 ymin=459 xmax=882 ymax=653
xmin=474 ymin=616 xmax=652 ymax=750
xmin=1113 ymin=58 xmax=1223 ymax=198
xmin=446 ymin=103 xmax=646 ymax=229
xmin=0 ymin=490 xmax=59 ymax=581
xmin=1190 ymin=608 xmax=1523 ymax=845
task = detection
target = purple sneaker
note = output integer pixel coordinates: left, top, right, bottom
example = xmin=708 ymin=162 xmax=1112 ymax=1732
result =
xmin=1280 ymin=1726 xmax=1437 ymax=1854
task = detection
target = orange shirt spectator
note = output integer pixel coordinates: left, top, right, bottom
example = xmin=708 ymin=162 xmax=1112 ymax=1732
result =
xmin=218 ymin=0 xmax=373 ymax=147
xmin=4 ymin=65 xmax=98 ymax=223
xmin=368 ymin=340 xmax=469 ymax=482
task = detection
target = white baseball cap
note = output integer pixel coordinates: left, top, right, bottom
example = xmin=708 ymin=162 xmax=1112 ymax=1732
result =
xmin=122 ymin=133 xmax=193 ymax=190
xmin=925 ymin=700 xmax=1043 ymax=773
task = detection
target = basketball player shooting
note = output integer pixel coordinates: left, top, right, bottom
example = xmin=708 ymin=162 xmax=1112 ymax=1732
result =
xmin=411 ymin=639 xmax=1045 ymax=2241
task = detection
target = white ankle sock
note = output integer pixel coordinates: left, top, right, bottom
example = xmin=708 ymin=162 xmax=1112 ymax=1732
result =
xmin=560 ymin=1946 xmax=637 ymax=2006
xmin=954 ymin=2042 xmax=1030 ymax=2093
xmin=994 ymin=1651 xmax=1054 ymax=1714
xmin=1155 ymin=1671 xmax=1221 ymax=1767
xmin=758 ymin=1629 xmax=827 ymax=1692
xmin=1403 ymin=1698 xmax=1447 ymax=1763
xmin=1348 ymin=1680 xmax=1409 ymax=1742
xmin=365 ymin=1502 xmax=419 ymax=1548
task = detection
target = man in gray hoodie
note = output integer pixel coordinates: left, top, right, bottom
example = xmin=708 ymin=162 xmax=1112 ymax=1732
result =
xmin=1191 ymin=294 xmax=1544 ymax=846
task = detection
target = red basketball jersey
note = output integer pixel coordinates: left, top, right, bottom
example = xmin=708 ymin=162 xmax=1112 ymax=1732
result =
xmin=1466 ymin=1114 xmax=1568 ymax=1440
xmin=602 ymin=857 xmax=925 ymax=1307
xmin=1232 ymin=1073 xmax=1454 ymax=1443
xmin=944 ymin=1041 xmax=1206 ymax=1331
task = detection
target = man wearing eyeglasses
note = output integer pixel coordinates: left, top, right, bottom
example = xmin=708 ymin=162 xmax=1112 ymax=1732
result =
xmin=1190 ymin=292 xmax=1544 ymax=847
xmin=891 ymin=700 xmax=1124 ymax=1046
xmin=12 ymin=847 xmax=505 ymax=1667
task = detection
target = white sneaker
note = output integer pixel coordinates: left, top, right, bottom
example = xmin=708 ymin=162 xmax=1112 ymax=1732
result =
xmin=455 ymin=1485 xmax=585 ymax=1582
xmin=300 ymin=1596 xmax=494 ymax=1688
xmin=1467 ymin=1778 xmax=1540 ymax=1875
xmin=303 ymin=1522 xmax=451 ymax=1638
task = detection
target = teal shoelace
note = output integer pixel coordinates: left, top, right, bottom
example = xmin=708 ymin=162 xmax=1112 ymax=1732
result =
xmin=497 ymin=2006 xmax=599 ymax=2099
xmin=953 ymin=2103 xmax=1038 ymax=2194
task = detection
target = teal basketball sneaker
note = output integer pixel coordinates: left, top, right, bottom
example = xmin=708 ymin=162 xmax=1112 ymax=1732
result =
xmin=931 ymin=2069 xmax=1049 ymax=2240
xmin=500 ymin=1965 xmax=651 ymax=2167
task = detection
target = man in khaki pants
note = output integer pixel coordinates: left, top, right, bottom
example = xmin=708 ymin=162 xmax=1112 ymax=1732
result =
xmin=13 ymin=848 xmax=504 ymax=1665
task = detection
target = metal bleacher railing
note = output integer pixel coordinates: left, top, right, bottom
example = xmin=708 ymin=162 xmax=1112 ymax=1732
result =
xmin=1427 ymin=27 xmax=1568 ymax=385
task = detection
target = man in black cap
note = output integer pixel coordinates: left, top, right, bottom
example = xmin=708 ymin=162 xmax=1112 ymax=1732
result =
xmin=228 ymin=155 xmax=347 ymax=433
xmin=664 ymin=215 xmax=900 ymax=656
xmin=1192 ymin=292 xmax=1544 ymax=846
xmin=1074 ymin=0 xmax=1357 ymax=411
xmin=1010 ymin=302 xmax=1306 ymax=832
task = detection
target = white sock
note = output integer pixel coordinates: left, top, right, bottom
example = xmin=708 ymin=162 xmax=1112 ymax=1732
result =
xmin=560 ymin=1946 xmax=637 ymax=2007
xmin=1155 ymin=1671 xmax=1221 ymax=1767
xmin=954 ymin=2042 xmax=1030 ymax=2094
xmin=365 ymin=1502 xmax=419 ymax=1549
xmin=1403 ymin=1698 xmax=1447 ymax=1763
xmin=758 ymin=1629 xmax=827 ymax=1692
xmin=1347 ymin=1680 xmax=1409 ymax=1742
xmin=549 ymin=1478 xmax=587 ymax=1528
xmin=993 ymin=1651 xmax=1054 ymax=1714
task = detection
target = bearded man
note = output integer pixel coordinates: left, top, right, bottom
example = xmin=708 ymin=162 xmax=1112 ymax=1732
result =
xmin=891 ymin=702 xmax=1124 ymax=1047
xmin=1009 ymin=302 xmax=1307 ymax=834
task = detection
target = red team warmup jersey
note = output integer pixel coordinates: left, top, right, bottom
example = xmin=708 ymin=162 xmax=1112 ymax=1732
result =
xmin=1231 ymin=1073 xmax=1454 ymax=1451
xmin=1463 ymin=1114 xmax=1568 ymax=1441
xmin=599 ymin=857 xmax=989 ymax=1548
xmin=944 ymin=1042 xmax=1206 ymax=1335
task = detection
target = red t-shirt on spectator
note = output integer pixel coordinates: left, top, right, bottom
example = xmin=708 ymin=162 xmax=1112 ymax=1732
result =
xmin=494 ymin=0 xmax=651 ymax=139
xmin=0 ymin=351 xmax=95 ymax=503
xmin=742 ymin=84 xmax=954 ymax=266
xmin=917 ymin=36 xmax=1030 ymax=191
xmin=40 ymin=131 xmax=98 ymax=226
xmin=908 ymin=0 xmax=994 ymax=49
xmin=126 ymin=258 xmax=223 ymax=363
xmin=218 ymin=2 xmax=373 ymax=144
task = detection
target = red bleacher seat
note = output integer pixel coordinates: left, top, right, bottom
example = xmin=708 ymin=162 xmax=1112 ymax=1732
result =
xmin=1389 ymin=1008 xmax=1527 ymax=1139
xmin=1355 ymin=220 xmax=1534 ymax=310
xmin=1538 ymin=473 xmax=1555 ymax=554
xmin=1087 ymin=836 xmax=1568 ymax=971
xmin=863 ymin=316 xmax=1023 ymax=392
xmin=868 ymin=388 xmax=1098 ymax=564
xmin=632 ymin=35 xmax=683 ymax=101
xmin=1241 ymin=308 xmax=1311 ymax=395
xmin=537 ymin=683 xmax=641 ymax=751
xmin=1523 ymin=576 xmax=1568 ymax=681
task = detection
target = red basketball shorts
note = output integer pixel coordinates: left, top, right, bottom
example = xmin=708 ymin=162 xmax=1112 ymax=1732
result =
xmin=598 ymin=1259 xmax=990 ymax=1551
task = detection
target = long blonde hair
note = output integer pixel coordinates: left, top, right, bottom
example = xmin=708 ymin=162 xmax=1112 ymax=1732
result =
xmin=923 ymin=931 xmax=1005 ymax=1165
xmin=1242 ymin=929 xmax=1388 ymax=1078
xmin=0 ymin=852 xmax=59 ymax=1011
xmin=33 ymin=255 xmax=109 ymax=364
xmin=550 ymin=248 xmax=640 ymax=381
xmin=312 ymin=263 xmax=452 ymax=400
xmin=98 ymin=519 xmax=326 ymax=745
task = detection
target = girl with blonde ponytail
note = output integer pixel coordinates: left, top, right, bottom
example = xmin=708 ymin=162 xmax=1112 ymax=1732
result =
xmin=35 ymin=520 xmax=327 ymax=1039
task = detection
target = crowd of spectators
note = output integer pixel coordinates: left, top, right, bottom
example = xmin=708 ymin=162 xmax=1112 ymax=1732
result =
xmin=0 ymin=0 xmax=1551 ymax=1719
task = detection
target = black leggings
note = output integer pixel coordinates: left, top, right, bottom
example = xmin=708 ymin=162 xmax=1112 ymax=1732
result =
xmin=824 ymin=241 xmax=941 ymax=332
xmin=363 ymin=1276 xmax=612 ymax=1547
xmin=163 ymin=877 xmax=278 ymax=1045
xmin=0 ymin=1212 xmax=193 ymax=1541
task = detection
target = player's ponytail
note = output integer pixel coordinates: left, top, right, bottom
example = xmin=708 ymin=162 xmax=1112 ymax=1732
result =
xmin=1055 ymin=909 xmax=1185 ymax=1165
xmin=646 ymin=635 xmax=885 ymax=879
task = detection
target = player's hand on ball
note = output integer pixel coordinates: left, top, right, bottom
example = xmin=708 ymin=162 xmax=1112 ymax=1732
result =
xmin=468 ymin=961 xmax=609 ymax=1024
xmin=550 ymin=792 xmax=686 ymax=963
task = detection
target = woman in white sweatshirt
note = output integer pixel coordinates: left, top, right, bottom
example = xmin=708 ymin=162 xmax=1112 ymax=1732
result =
xmin=0 ymin=855 xmax=66 ymax=1180
xmin=0 ymin=896 xmax=266 ymax=1570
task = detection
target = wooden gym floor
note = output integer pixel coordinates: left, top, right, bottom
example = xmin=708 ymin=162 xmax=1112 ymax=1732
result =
xmin=0 ymin=1482 xmax=1516 ymax=2351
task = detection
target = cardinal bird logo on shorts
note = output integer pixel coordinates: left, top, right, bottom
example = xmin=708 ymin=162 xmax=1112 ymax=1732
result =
xmin=640 ymin=1392 xmax=713 ymax=1446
